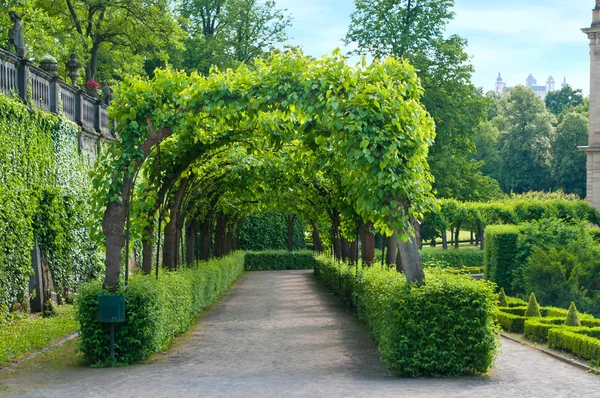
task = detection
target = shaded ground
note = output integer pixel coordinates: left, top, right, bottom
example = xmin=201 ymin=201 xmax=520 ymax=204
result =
xmin=0 ymin=270 xmax=598 ymax=397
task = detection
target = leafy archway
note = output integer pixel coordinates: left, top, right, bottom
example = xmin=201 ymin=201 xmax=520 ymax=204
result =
xmin=92 ymin=50 xmax=436 ymax=289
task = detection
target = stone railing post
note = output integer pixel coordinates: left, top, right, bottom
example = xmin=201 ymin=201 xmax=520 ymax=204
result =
xmin=49 ymin=75 xmax=60 ymax=113
xmin=17 ymin=58 xmax=29 ymax=105
xmin=75 ymin=88 xmax=83 ymax=126
xmin=94 ymin=100 xmax=101 ymax=132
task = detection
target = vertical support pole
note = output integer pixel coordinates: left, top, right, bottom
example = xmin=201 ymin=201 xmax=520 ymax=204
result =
xmin=110 ymin=323 xmax=116 ymax=362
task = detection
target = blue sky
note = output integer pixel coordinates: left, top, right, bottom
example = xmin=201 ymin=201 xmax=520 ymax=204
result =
xmin=274 ymin=0 xmax=592 ymax=95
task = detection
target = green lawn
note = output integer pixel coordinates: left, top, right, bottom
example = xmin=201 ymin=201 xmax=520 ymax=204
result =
xmin=0 ymin=305 xmax=78 ymax=364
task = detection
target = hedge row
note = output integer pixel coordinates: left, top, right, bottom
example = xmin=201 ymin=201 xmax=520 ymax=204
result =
xmin=420 ymin=248 xmax=483 ymax=268
xmin=548 ymin=328 xmax=600 ymax=361
xmin=76 ymin=252 xmax=245 ymax=365
xmin=421 ymin=197 xmax=600 ymax=243
xmin=244 ymin=250 xmax=316 ymax=271
xmin=238 ymin=212 xmax=306 ymax=251
xmin=315 ymin=256 xmax=498 ymax=377
xmin=484 ymin=225 xmax=520 ymax=292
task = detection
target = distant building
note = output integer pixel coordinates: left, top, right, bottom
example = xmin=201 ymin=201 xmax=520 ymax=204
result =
xmin=494 ymin=73 xmax=568 ymax=100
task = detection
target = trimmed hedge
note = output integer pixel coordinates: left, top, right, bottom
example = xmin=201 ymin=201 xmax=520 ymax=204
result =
xmin=76 ymin=252 xmax=245 ymax=365
xmin=420 ymin=248 xmax=483 ymax=268
xmin=484 ymin=225 xmax=520 ymax=293
xmin=524 ymin=318 xmax=564 ymax=342
xmin=244 ymin=250 xmax=316 ymax=271
xmin=548 ymin=328 xmax=600 ymax=361
xmin=238 ymin=212 xmax=306 ymax=251
xmin=494 ymin=310 xmax=527 ymax=333
xmin=499 ymin=306 xmax=527 ymax=316
xmin=315 ymin=256 xmax=498 ymax=377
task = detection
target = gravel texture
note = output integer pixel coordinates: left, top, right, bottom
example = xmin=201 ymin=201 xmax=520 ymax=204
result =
xmin=1 ymin=270 xmax=598 ymax=397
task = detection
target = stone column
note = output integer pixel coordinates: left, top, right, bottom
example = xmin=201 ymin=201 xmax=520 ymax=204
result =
xmin=581 ymin=1 xmax=600 ymax=209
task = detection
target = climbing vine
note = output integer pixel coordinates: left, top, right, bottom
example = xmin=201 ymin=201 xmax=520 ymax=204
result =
xmin=0 ymin=94 xmax=101 ymax=315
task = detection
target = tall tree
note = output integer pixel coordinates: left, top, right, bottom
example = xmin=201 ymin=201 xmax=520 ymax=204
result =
xmin=496 ymin=86 xmax=555 ymax=193
xmin=180 ymin=0 xmax=290 ymax=73
xmin=345 ymin=0 xmax=489 ymax=201
xmin=37 ymin=0 xmax=184 ymax=82
xmin=551 ymin=112 xmax=588 ymax=197
xmin=345 ymin=0 xmax=454 ymax=59
xmin=545 ymin=85 xmax=584 ymax=116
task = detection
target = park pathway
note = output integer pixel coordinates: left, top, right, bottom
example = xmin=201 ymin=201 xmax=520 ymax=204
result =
xmin=1 ymin=270 xmax=599 ymax=397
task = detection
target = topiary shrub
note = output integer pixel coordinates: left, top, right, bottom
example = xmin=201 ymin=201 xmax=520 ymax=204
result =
xmin=498 ymin=287 xmax=508 ymax=307
xmin=525 ymin=292 xmax=541 ymax=317
xmin=76 ymin=252 xmax=245 ymax=366
xmin=565 ymin=302 xmax=581 ymax=327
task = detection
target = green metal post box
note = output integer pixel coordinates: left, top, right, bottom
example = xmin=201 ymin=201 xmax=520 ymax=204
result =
xmin=98 ymin=295 xmax=126 ymax=323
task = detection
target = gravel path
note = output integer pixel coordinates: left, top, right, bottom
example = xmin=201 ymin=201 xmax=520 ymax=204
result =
xmin=1 ymin=270 xmax=598 ymax=397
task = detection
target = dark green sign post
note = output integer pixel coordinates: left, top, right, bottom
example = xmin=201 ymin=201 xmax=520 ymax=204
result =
xmin=98 ymin=296 xmax=126 ymax=361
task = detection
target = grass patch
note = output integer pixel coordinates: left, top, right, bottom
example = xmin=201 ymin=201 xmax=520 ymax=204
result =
xmin=0 ymin=305 xmax=78 ymax=364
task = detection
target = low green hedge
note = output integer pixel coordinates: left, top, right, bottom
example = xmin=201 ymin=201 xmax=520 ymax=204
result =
xmin=76 ymin=252 xmax=245 ymax=366
xmin=548 ymin=328 xmax=600 ymax=361
xmin=523 ymin=318 xmax=564 ymax=342
xmin=244 ymin=250 xmax=316 ymax=271
xmin=420 ymin=248 xmax=484 ymax=268
xmin=494 ymin=309 xmax=527 ymax=333
xmin=315 ymin=255 xmax=498 ymax=377
xmin=499 ymin=306 xmax=527 ymax=316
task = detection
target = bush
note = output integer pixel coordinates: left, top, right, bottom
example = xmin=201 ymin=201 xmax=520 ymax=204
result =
xmin=565 ymin=302 xmax=581 ymax=327
xmin=498 ymin=288 xmax=508 ymax=307
xmin=525 ymin=293 xmax=541 ymax=317
xmin=420 ymin=248 xmax=483 ymax=268
xmin=484 ymin=225 xmax=520 ymax=293
xmin=316 ymin=256 xmax=498 ymax=377
xmin=244 ymin=250 xmax=316 ymax=271
xmin=76 ymin=252 xmax=244 ymax=366
xmin=548 ymin=328 xmax=600 ymax=361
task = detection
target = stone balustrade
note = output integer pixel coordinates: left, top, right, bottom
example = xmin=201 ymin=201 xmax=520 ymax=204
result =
xmin=0 ymin=48 xmax=114 ymax=143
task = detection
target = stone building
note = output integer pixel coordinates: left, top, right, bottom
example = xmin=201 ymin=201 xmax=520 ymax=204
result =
xmin=495 ymin=73 xmax=568 ymax=99
xmin=581 ymin=0 xmax=600 ymax=210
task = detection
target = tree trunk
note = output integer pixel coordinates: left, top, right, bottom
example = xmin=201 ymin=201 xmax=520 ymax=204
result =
xmin=142 ymin=237 xmax=153 ymax=275
xmin=311 ymin=219 xmax=324 ymax=253
xmin=359 ymin=221 xmax=375 ymax=266
xmin=199 ymin=218 xmax=212 ymax=261
xmin=162 ymin=177 xmax=189 ymax=270
xmin=101 ymin=124 xmax=173 ymax=289
xmin=341 ymin=238 xmax=349 ymax=262
xmin=386 ymin=230 xmax=398 ymax=266
xmin=396 ymin=221 xmax=425 ymax=284
xmin=332 ymin=211 xmax=342 ymax=261
xmin=214 ymin=212 xmax=228 ymax=258
xmin=186 ymin=220 xmax=196 ymax=265
xmin=102 ymin=200 xmax=127 ymax=290
xmin=442 ymin=230 xmax=448 ymax=250
xmin=454 ymin=225 xmax=461 ymax=249
xmin=349 ymin=240 xmax=357 ymax=264
xmin=286 ymin=214 xmax=296 ymax=252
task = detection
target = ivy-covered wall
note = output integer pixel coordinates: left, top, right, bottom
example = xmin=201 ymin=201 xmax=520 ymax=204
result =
xmin=0 ymin=94 xmax=101 ymax=315
xmin=239 ymin=212 xmax=306 ymax=251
